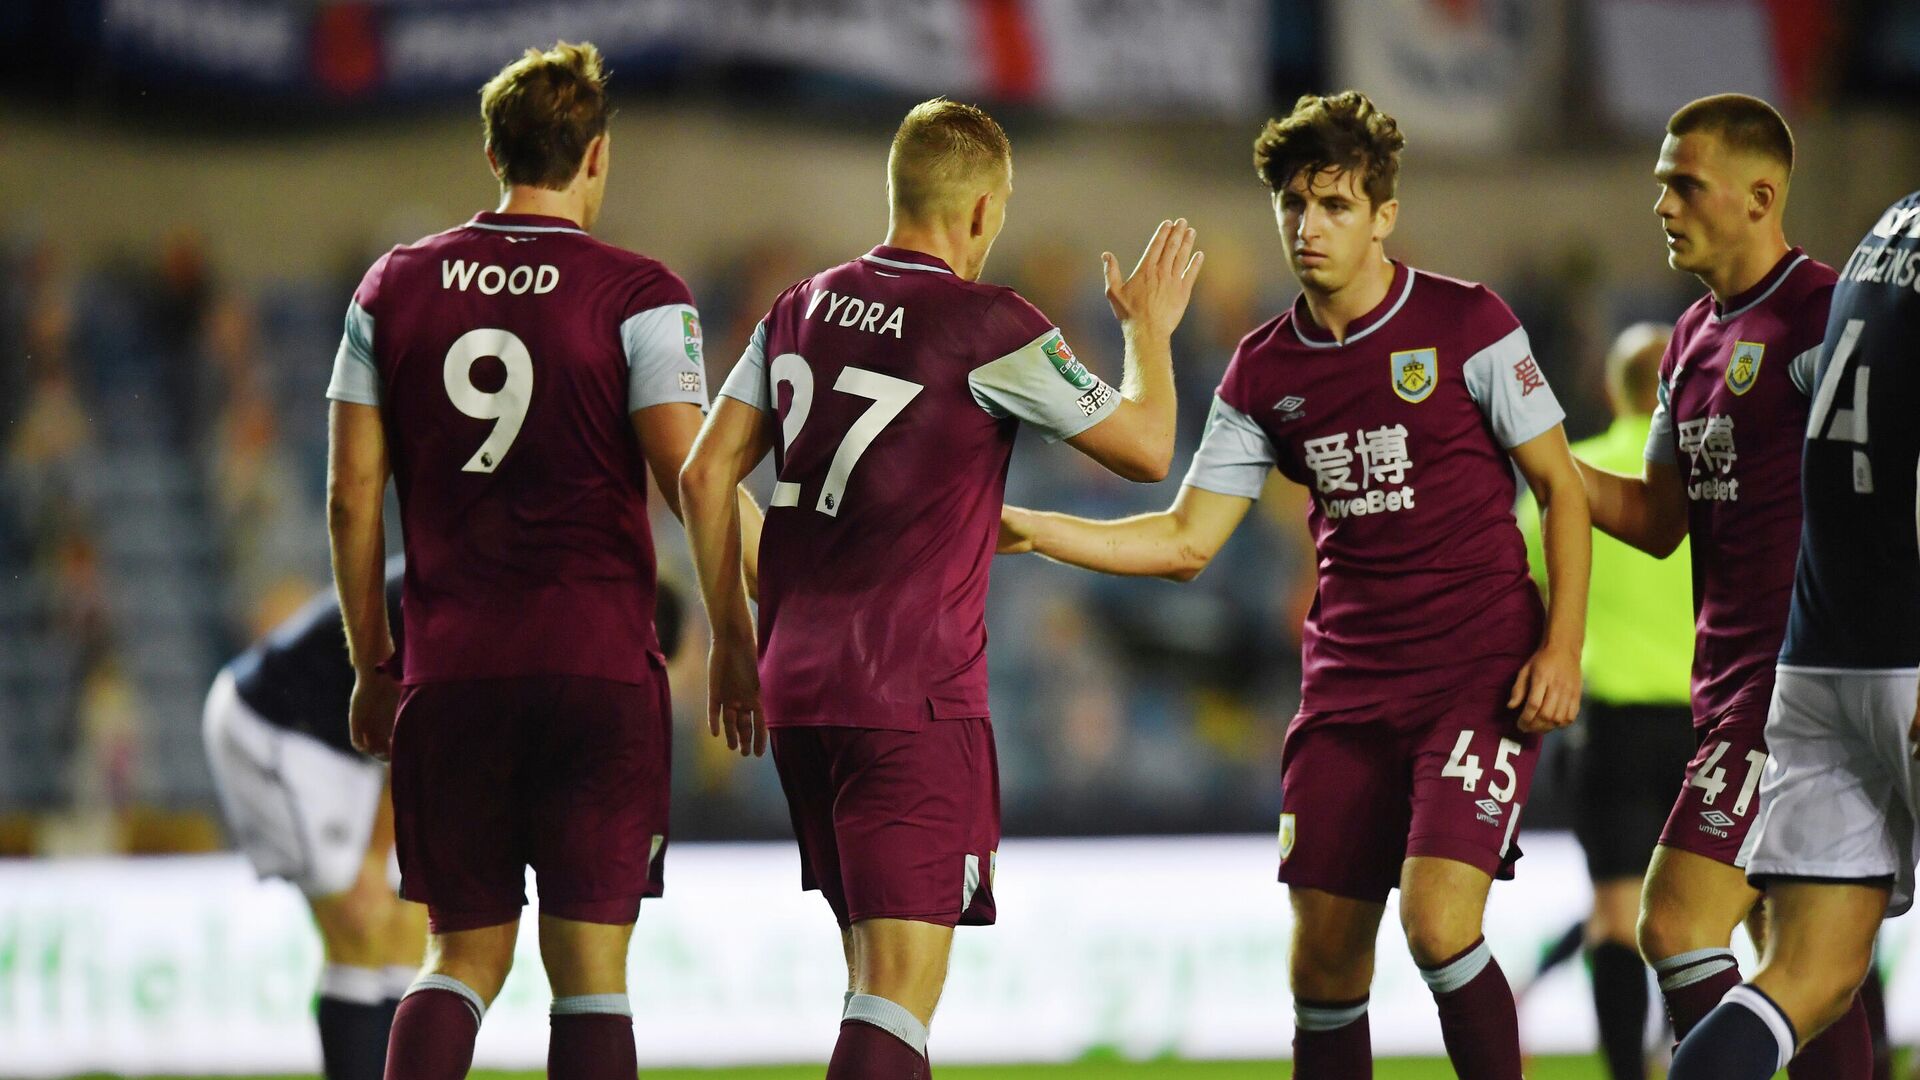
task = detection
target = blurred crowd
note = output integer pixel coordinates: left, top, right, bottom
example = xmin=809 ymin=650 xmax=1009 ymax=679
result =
xmin=0 ymin=213 xmax=1698 ymax=854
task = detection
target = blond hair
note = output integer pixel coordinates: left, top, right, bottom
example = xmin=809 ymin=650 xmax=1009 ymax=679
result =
xmin=480 ymin=41 xmax=610 ymax=189
xmin=888 ymin=98 xmax=1012 ymax=220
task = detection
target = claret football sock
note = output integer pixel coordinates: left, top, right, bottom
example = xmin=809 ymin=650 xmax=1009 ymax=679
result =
xmin=1787 ymin=990 xmax=1871 ymax=1079
xmin=318 ymin=964 xmax=398 ymax=1080
xmin=1587 ymin=943 xmax=1651 ymax=1080
xmin=1668 ymin=984 xmax=1796 ymax=1080
xmin=1652 ymin=947 xmax=1742 ymax=1039
xmin=549 ymin=994 xmax=637 ymax=1080
xmin=1291 ymin=996 xmax=1371 ymax=1077
xmin=384 ymin=974 xmax=485 ymax=1080
xmin=1419 ymin=937 xmax=1524 ymax=1080
xmin=827 ymin=994 xmax=929 ymax=1080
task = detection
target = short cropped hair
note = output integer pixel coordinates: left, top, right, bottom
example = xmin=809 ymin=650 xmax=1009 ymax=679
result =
xmin=1668 ymin=94 xmax=1794 ymax=175
xmin=1605 ymin=322 xmax=1670 ymax=416
xmin=1254 ymin=91 xmax=1406 ymax=208
xmin=480 ymin=41 xmax=610 ymax=190
xmin=888 ymin=98 xmax=1012 ymax=219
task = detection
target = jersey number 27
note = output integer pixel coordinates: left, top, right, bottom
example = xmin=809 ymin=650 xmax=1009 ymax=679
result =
xmin=769 ymin=353 xmax=922 ymax=517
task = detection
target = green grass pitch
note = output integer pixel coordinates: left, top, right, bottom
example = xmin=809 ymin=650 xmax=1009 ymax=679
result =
xmin=76 ymin=1061 xmax=1622 ymax=1079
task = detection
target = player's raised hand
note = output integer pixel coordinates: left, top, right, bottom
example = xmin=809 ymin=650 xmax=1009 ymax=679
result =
xmin=708 ymin=636 xmax=766 ymax=758
xmin=348 ymin=665 xmax=402 ymax=761
xmin=1103 ymin=218 xmax=1204 ymax=340
xmin=1509 ymin=641 xmax=1581 ymax=733
xmin=998 ymin=506 xmax=1037 ymax=555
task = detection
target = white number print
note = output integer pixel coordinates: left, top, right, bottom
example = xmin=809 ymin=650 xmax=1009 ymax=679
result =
xmin=1442 ymin=730 xmax=1523 ymax=803
xmin=1688 ymin=741 xmax=1768 ymax=816
xmin=767 ymin=353 xmax=922 ymax=517
xmin=443 ymin=328 xmax=534 ymax=473
xmin=1806 ymin=318 xmax=1873 ymax=492
xmin=1442 ymin=731 xmax=1483 ymax=792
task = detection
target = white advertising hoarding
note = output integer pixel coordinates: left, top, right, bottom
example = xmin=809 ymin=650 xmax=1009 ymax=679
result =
xmin=3 ymin=833 xmax=1916 ymax=1074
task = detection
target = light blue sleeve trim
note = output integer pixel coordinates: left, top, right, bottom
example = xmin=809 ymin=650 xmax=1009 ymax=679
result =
xmin=622 ymin=303 xmax=709 ymax=412
xmin=1645 ymin=378 xmax=1677 ymax=464
xmin=1180 ymin=395 xmax=1274 ymax=500
xmin=717 ymin=320 xmax=772 ymax=412
xmin=1462 ymin=326 xmax=1566 ymax=449
xmin=325 ymin=302 xmax=382 ymax=406
xmin=965 ymin=327 xmax=1117 ymax=443
xmin=1789 ymin=343 xmax=1821 ymax=397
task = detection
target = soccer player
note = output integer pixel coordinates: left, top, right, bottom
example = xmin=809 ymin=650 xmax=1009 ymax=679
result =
xmin=204 ymin=563 xmax=422 ymax=1080
xmin=1665 ymin=188 xmax=1920 ymax=1078
xmin=1521 ymin=323 xmax=1696 ymax=1080
xmin=325 ymin=43 xmax=711 ymax=1080
xmin=1569 ymin=94 xmax=1868 ymax=1072
xmin=999 ymin=91 xmax=1590 ymax=1079
xmin=678 ymin=99 xmax=1203 ymax=1079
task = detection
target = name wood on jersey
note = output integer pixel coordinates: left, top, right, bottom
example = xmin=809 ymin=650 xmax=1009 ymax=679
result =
xmin=805 ymin=288 xmax=905 ymax=339
xmin=441 ymin=260 xmax=560 ymax=295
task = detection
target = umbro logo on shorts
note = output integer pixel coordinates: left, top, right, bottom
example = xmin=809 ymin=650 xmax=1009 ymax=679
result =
xmin=1700 ymin=810 xmax=1735 ymax=837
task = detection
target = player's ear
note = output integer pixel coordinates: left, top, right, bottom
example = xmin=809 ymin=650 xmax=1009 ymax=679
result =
xmin=586 ymin=134 xmax=608 ymax=180
xmin=1372 ymin=198 xmax=1399 ymax=242
xmin=970 ymin=190 xmax=991 ymax=239
xmin=1749 ymin=175 xmax=1778 ymax=221
xmin=484 ymin=142 xmax=503 ymax=183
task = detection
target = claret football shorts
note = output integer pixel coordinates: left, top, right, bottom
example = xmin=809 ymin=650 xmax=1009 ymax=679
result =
xmin=772 ymin=716 xmax=1000 ymax=929
xmin=389 ymin=661 xmax=672 ymax=933
xmin=1657 ymin=702 xmax=1772 ymax=866
xmin=1278 ymin=682 xmax=1539 ymax=902
xmin=1742 ymin=667 xmax=1920 ymax=915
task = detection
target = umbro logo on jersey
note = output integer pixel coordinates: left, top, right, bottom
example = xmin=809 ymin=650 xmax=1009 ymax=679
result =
xmin=1274 ymin=395 xmax=1306 ymax=421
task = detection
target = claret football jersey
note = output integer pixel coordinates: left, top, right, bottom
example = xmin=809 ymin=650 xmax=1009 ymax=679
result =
xmin=326 ymin=212 xmax=709 ymax=685
xmin=719 ymin=245 xmax=1119 ymax=730
xmin=1184 ymin=261 xmax=1564 ymax=710
xmin=1645 ymin=247 xmax=1836 ymax=723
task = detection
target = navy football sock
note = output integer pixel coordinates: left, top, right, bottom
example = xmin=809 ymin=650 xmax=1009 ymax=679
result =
xmin=1669 ymin=984 xmax=1797 ymax=1080
xmin=318 ymin=964 xmax=398 ymax=1080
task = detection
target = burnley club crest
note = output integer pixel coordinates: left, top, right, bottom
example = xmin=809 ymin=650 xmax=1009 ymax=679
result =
xmin=1391 ymin=348 xmax=1438 ymax=403
xmin=1726 ymin=341 xmax=1764 ymax=395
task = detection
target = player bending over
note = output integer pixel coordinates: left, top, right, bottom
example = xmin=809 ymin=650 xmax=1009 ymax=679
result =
xmin=679 ymin=98 xmax=1202 ymax=1079
xmin=325 ymin=42 xmax=720 ymax=1080
xmin=1571 ymin=93 xmax=1869 ymax=1072
xmin=1665 ymin=188 xmax=1920 ymax=1076
xmin=204 ymin=562 xmax=423 ymax=1080
xmin=998 ymin=91 xmax=1589 ymax=1079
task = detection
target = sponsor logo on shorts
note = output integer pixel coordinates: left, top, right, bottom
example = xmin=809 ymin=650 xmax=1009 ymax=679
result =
xmin=1278 ymin=813 xmax=1296 ymax=862
xmin=1700 ymin=810 xmax=1735 ymax=837
xmin=1274 ymin=394 xmax=1307 ymax=421
xmin=1474 ymin=799 xmax=1503 ymax=826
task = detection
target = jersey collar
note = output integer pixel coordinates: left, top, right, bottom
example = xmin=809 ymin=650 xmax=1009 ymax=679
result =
xmin=1289 ymin=260 xmax=1414 ymax=349
xmin=1712 ymin=246 xmax=1808 ymax=323
xmin=860 ymin=245 xmax=955 ymax=275
xmin=468 ymin=211 xmax=587 ymax=235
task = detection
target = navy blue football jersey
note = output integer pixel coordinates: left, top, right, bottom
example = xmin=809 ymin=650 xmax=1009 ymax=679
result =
xmin=1781 ymin=190 xmax=1920 ymax=669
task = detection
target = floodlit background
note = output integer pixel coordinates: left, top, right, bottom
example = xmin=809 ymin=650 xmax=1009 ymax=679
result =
xmin=1 ymin=0 xmax=1918 ymax=1075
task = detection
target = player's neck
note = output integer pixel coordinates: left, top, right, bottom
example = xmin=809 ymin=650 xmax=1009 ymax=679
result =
xmin=1300 ymin=253 xmax=1395 ymax=344
xmin=882 ymin=223 xmax=975 ymax=280
xmin=1701 ymin=231 xmax=1790 ymax=307
xmin=495 ymin=186 xmax=588 ymax=230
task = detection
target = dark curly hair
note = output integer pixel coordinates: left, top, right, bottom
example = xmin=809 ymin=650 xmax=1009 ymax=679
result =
xmin=1253 ymin=91 xmax=1406 ymax=208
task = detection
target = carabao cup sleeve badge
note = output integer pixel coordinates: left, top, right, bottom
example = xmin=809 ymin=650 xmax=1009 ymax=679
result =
xmin=1391 ymin=348 xmax=1438 ymax=403
xmin=1726 ymin=341 xmax=1764 ymax=395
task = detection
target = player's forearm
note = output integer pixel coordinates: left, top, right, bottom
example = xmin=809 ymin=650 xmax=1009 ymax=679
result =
xmin=326 ymin=493 xmax=391 ymax=673
xmin=1537 ymin=471 xmax=1591 ymax=655
xmin=1113 ymin=323 xmax=1178 ymax=479
xmin=680 ymin=469 xmax=754 ymax=644
xmin=1025 ymin=507 xmax=1205 ymax=581
xmin=1575 ymin=458 xmax=1682 ymax=556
